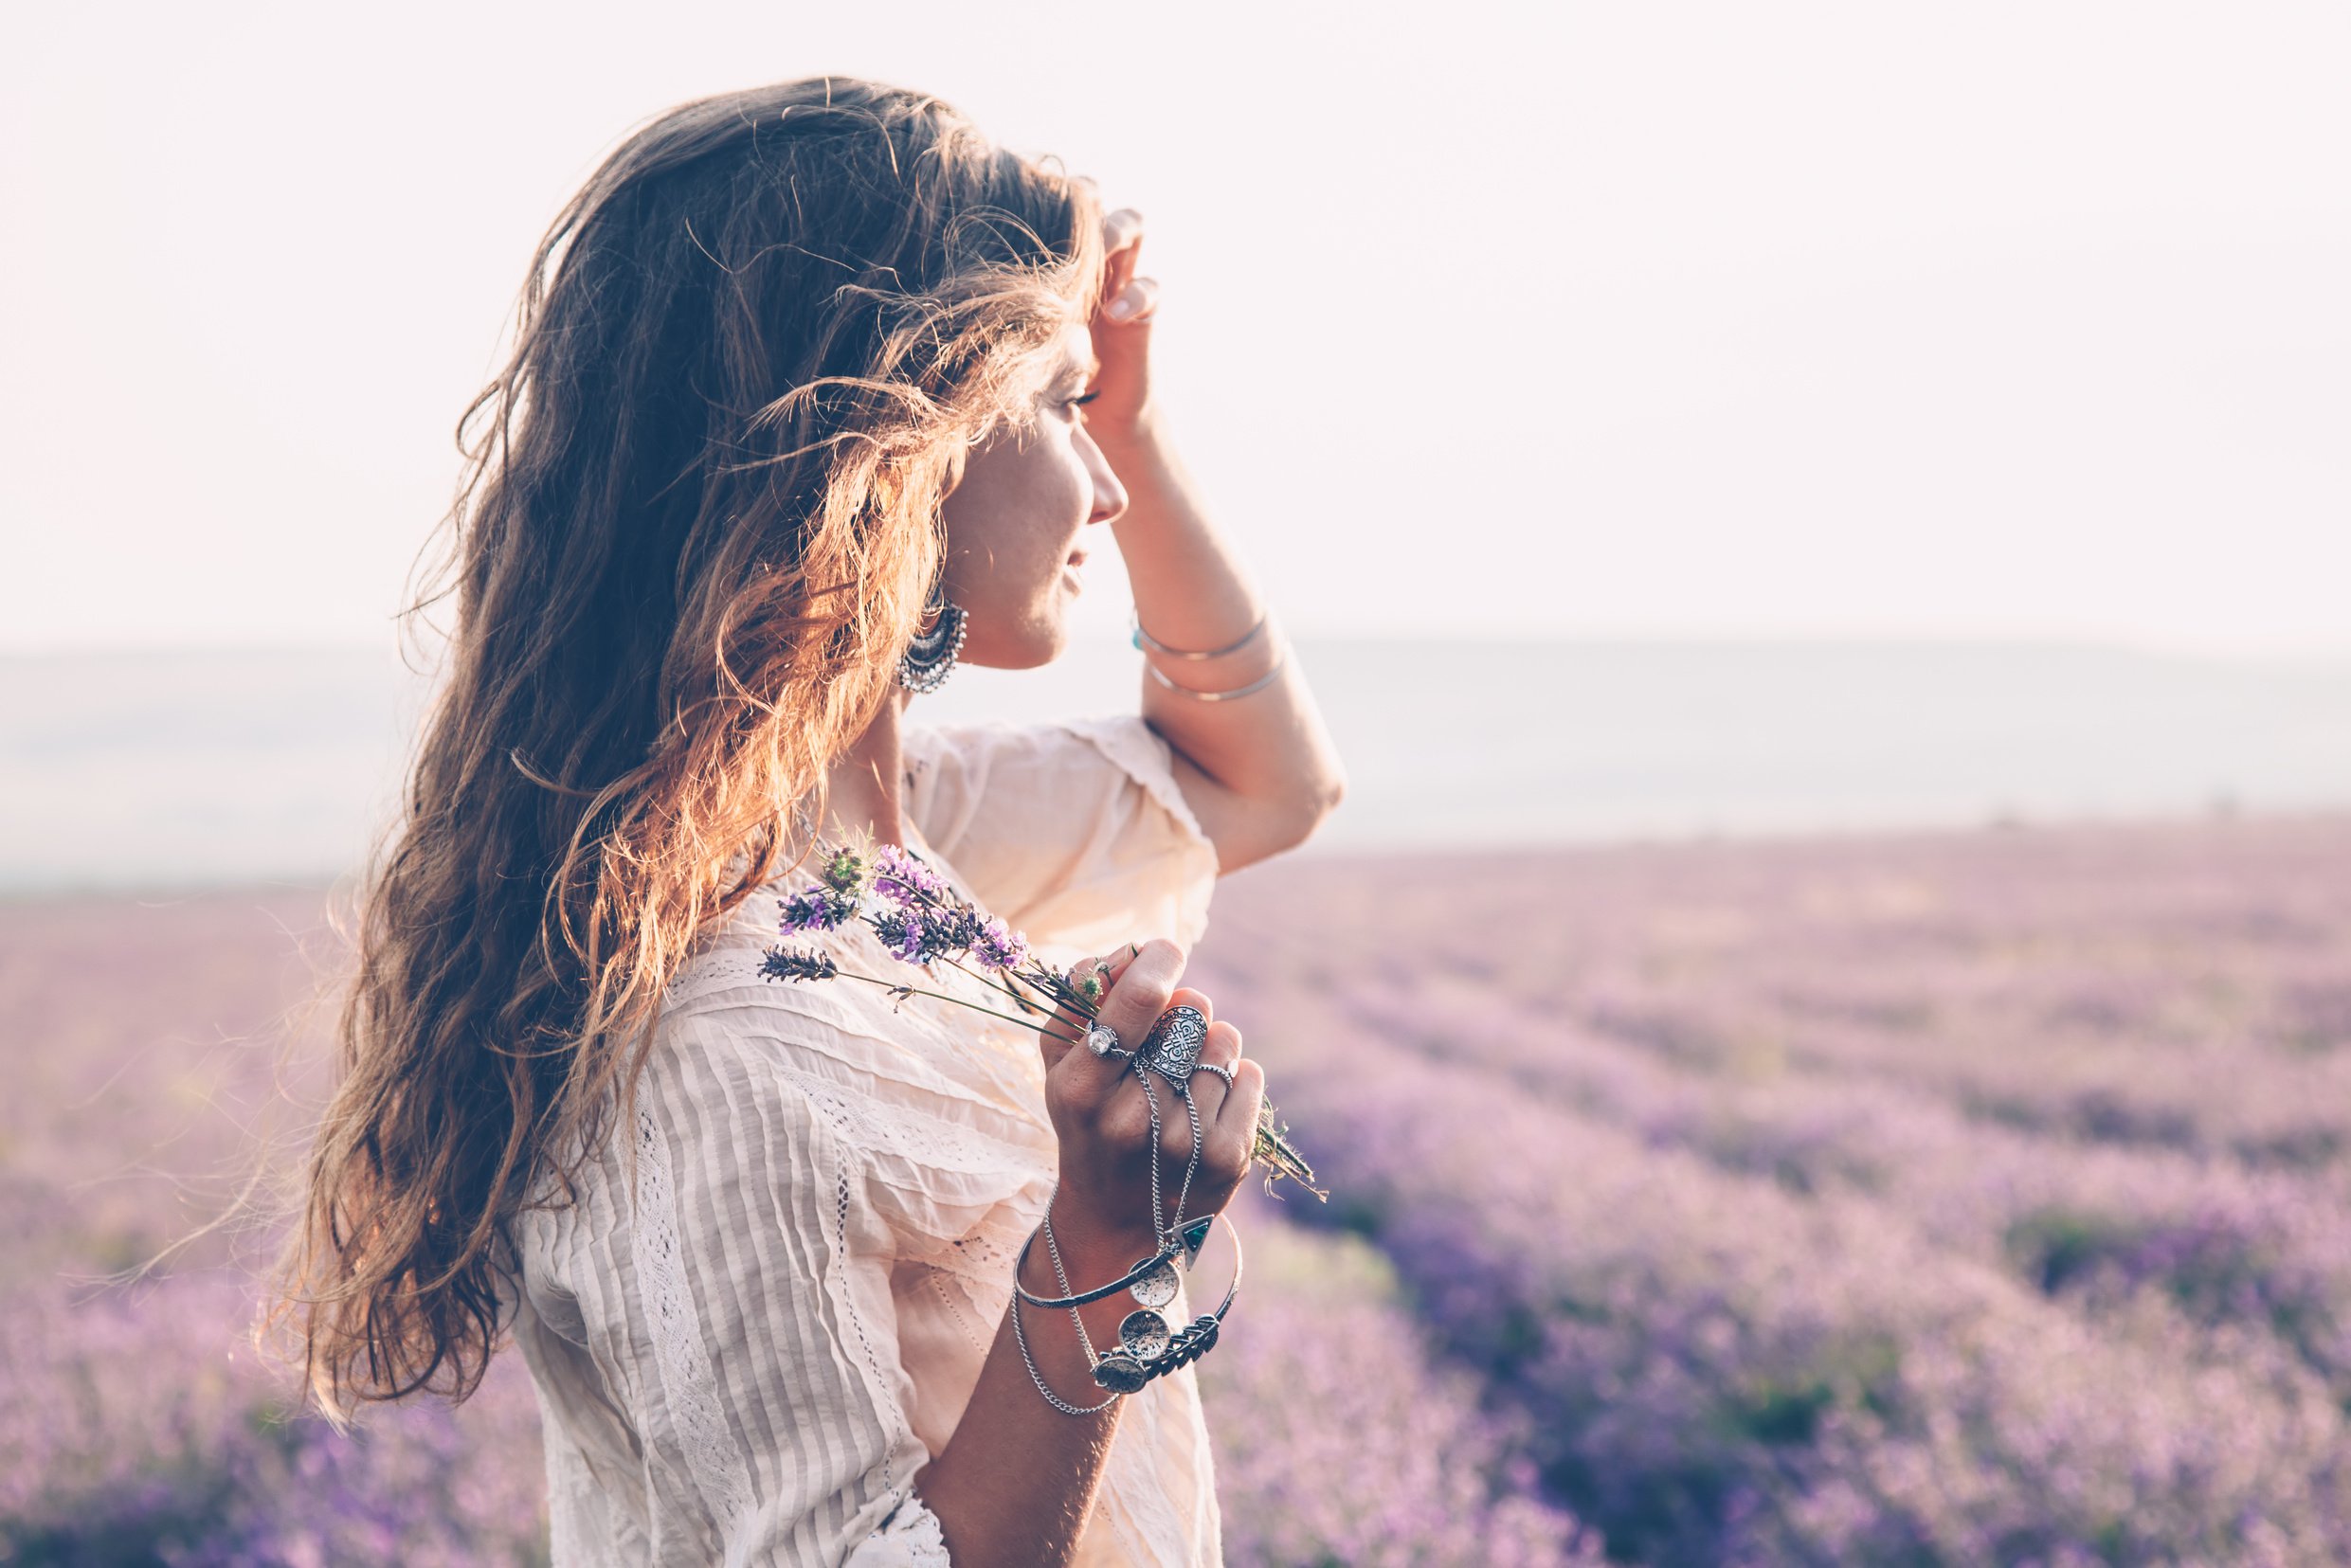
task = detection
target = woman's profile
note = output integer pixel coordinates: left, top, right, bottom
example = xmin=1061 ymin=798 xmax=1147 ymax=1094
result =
xmin=272 ymin=77 xmax=1345 ymax=1566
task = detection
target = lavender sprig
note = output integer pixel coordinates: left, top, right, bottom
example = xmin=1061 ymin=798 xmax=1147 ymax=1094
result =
xmin=761 ymin=838 xmax=1322 ymax=1199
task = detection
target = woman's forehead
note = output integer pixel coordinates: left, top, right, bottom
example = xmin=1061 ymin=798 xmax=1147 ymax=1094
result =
xmin=1052 ymin=319 xmax=1098 ymax=379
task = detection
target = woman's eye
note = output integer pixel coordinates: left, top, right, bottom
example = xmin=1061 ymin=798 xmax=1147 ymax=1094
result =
xmin=1066 ymin=390 xmax=1100 ymax=413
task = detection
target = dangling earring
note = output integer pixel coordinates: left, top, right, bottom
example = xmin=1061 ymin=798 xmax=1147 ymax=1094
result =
xmin=897 ymin=588 xmax=968 ymax=694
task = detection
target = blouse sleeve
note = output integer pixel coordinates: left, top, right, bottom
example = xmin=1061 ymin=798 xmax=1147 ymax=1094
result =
xmin=903 ymin=714 xmax=1221 ymax=963
xmin=528 ymin=999 xmax=949 ymax=1567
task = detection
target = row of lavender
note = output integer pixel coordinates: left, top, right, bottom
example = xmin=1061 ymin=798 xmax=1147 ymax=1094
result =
xmin=1186 ymin=818 xmax=2351 ymax=1564
xmin=12 ymin=817 xmax=2350 ymax=1563
xmin=0 ymin=1222 xmax=1597 ymax=1566
xmin=0 ymin=886 xmax=1591 ymax=1564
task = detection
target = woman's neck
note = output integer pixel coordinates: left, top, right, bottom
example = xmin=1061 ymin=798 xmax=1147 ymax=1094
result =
xmin=823 ymin=688 xmax=911 ymax=848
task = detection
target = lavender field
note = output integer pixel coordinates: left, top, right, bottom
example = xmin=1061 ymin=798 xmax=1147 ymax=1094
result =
xmin=8 ymin=816 xmax=2351 ymax=1564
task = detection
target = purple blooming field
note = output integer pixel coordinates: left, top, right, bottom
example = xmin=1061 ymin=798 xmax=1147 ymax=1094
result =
xmin=7 ymin=816 xmax=2351 ymax=1563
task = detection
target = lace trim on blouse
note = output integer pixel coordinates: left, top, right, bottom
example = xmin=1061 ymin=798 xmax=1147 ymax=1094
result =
xmin=849 ymin=1488 xmax=952 ymax=1566
xmin=629 ymin=1103 xmax=757 ymax=1533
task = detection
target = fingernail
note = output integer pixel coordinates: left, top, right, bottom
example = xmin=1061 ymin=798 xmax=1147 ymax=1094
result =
xmin=1104 ymin=294 xmax=1136 ymax=322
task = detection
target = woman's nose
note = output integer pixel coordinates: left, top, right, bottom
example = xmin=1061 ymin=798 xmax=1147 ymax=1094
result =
xmin=1081 ymin=427 xmax=1130 ymax=527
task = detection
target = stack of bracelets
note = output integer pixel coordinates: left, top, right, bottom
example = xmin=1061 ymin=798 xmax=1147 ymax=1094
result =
xmin=1131 ymin=608 xmax=1288 ymax=702
xmin=1010 ymin=1003 xmax=1244 ymax=1414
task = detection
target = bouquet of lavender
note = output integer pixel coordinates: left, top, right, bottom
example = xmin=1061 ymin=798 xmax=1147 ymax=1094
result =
xmin=760 ymin=843 xmax=1321 ymax=1198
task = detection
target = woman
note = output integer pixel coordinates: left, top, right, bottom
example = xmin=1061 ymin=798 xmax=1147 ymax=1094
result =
xmin=277 ymin=77 xmax=1345 ymax=1567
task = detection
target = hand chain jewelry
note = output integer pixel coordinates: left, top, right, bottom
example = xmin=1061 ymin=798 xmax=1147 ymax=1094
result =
xmin=1040 ymin=1198 xmax=1101 ymax=1367
xmin=1010 ymin=1263 xmax=1118 ymax=1417
xmin=1012 ymin=1003 xmax=1243 ymax=1412
xmin=1014 ymin=1195 xmax=1119 ymax=1417
xmin=1013 ymin=1213 xmax=1244 ymax=1402
xmin=1136 ymin=1051 xmax=1203 ymax=1255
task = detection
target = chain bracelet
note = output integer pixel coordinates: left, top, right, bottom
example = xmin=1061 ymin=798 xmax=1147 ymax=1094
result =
xmin=1148 ymin=1063 xmax=1203 ymax=1244
xmin=1039 ymin=1199 xmax=1099 ymax=1365
xmin=1133 ymin=1055 xmax=1203 ymax=1249
xmin=1009 ymin=1287 xmax=1119 ymax=1417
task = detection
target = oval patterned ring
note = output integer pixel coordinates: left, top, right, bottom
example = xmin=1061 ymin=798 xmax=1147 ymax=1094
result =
xmin=1136 ymin=1003 xmax=1209 ymax=1081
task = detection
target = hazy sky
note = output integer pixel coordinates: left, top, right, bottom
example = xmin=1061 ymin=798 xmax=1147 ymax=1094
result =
xmin=4 ymin=1 xmax=2343 ymax=655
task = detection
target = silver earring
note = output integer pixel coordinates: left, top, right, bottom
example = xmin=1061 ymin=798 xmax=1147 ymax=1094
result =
xmin=897 ymin=594 xmax=967 ymax=694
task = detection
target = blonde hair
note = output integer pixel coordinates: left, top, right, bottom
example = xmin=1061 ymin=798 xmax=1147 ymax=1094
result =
xmin=273 ymin=78 xmax=1103 ymax=1418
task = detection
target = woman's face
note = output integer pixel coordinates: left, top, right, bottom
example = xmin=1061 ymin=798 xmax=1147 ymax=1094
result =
xmin=937 ymin=321 xmax=1129 ymax=669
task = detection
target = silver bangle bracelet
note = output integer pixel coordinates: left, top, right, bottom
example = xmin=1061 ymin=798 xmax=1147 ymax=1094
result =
xmin=1013 ymin=1230 xmax=1185 ymax=1310
xmin=1131 ymin=609 xmax=1268 ymax=660
xmin=1144 ymin=641 xmax=1288 ymax=703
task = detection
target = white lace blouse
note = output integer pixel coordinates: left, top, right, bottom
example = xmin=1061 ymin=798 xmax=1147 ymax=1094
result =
xmin=504 ymin=715 xmax=1227 ymax=1567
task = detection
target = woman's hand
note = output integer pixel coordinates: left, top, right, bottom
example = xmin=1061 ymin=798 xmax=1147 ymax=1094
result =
xmin=916 ymin=936 xmax=1263 ymax=1568
xmin=1038 ymin=939 xmax=1265 ymax=1263
xmin=1084 ymin=201 xmax=1159 ymax=440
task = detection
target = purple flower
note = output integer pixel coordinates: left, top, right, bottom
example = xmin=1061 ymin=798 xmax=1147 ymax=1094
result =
xmin=974 ymin=916 xmax=1029 ymax=972
xmin=872 ymin=908 xmax=932 ymax=964
xmin=820 ymin=849 xmax=865 ymax=893
xmin=761 ymin=946 xmax=839 ymax=983
xmin=870 ymin=904 xmax=987 ymax=966
xmin=871 ymin=845 xmax=947 ymax=906
xmin=778 ymin=885 xmax=855 ymax=932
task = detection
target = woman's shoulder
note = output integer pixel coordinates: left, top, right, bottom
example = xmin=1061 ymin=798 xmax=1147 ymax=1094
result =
xmin=901 ymin=712 xmax=1218 ymax=958
xmin=903 ymin=712 xmax=1194 ymax=821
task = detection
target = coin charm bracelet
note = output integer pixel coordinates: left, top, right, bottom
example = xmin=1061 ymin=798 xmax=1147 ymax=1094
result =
xmin=1009 ymin=1004 xmax=1246 ymax=1413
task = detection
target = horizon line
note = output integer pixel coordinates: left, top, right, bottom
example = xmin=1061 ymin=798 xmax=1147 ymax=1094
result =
xmin=6 ymin=633 xmax=2351 ymax=666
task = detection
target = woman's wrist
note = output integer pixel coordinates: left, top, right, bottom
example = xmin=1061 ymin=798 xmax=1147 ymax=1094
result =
xmin=1087 ymin=403 xmax=1167 ymax=469
xmin=1047 ymin=1192 xmax=1165 ymax=1276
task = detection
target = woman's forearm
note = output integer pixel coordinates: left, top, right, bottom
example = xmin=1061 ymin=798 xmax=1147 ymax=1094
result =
xmin=909 ymin=1220 xmax=1156 ymax=1567
xmin=1096 ymin=412 xmax=1347 ymax=872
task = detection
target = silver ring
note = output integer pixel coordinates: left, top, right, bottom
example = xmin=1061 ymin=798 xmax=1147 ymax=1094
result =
xmin=1137 ymin=1004 xmax=1209 ymax=1080
xmin=1192 ymin=1062 xmax=1234 ymax=1090
xmin=1085 ymin=1021 xmax=1130 ymax=1061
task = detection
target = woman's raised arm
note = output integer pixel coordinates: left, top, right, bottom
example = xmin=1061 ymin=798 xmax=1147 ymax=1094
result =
xmin=1084 ymin=207 xmax=1347 ymax=874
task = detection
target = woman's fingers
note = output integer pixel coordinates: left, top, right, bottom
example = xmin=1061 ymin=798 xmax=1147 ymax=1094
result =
xmin=1152 ymin=1017 xmax=1239 ymax=1166
xmin=1101 ymin=274 xmax=1159 ymax=326
xmin=1198 ymin=1018 xmax=1240 ymax=1072
xmin=1118 ymin=984 xmax=1215 ymax=1153
xmin=1101 ymin=207 xmax=1145 ymax=296
xmin=1087 ymin=204 xmax=1157 ymax=429
xmin=1205 ymin=1057 xmax=1267 ymax=1183
xmin=1094 ymin=940 xmax=1186 ymax=1049
xmin=1049 ymin=939 xmax=1183 ymax=1114
xmin=1040 ymin=941 xmax=1147 ymax=1069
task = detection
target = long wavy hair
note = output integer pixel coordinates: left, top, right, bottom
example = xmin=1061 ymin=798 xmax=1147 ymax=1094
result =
xmin=271 ymin=78 xmax=1104 ymax=1420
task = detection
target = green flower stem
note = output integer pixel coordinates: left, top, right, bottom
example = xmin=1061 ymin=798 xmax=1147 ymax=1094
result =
xmin=823 ymin=965 xmax=1319 ymax=1196
xmin=824 ymin=969 xmax=1085 ymax=1046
